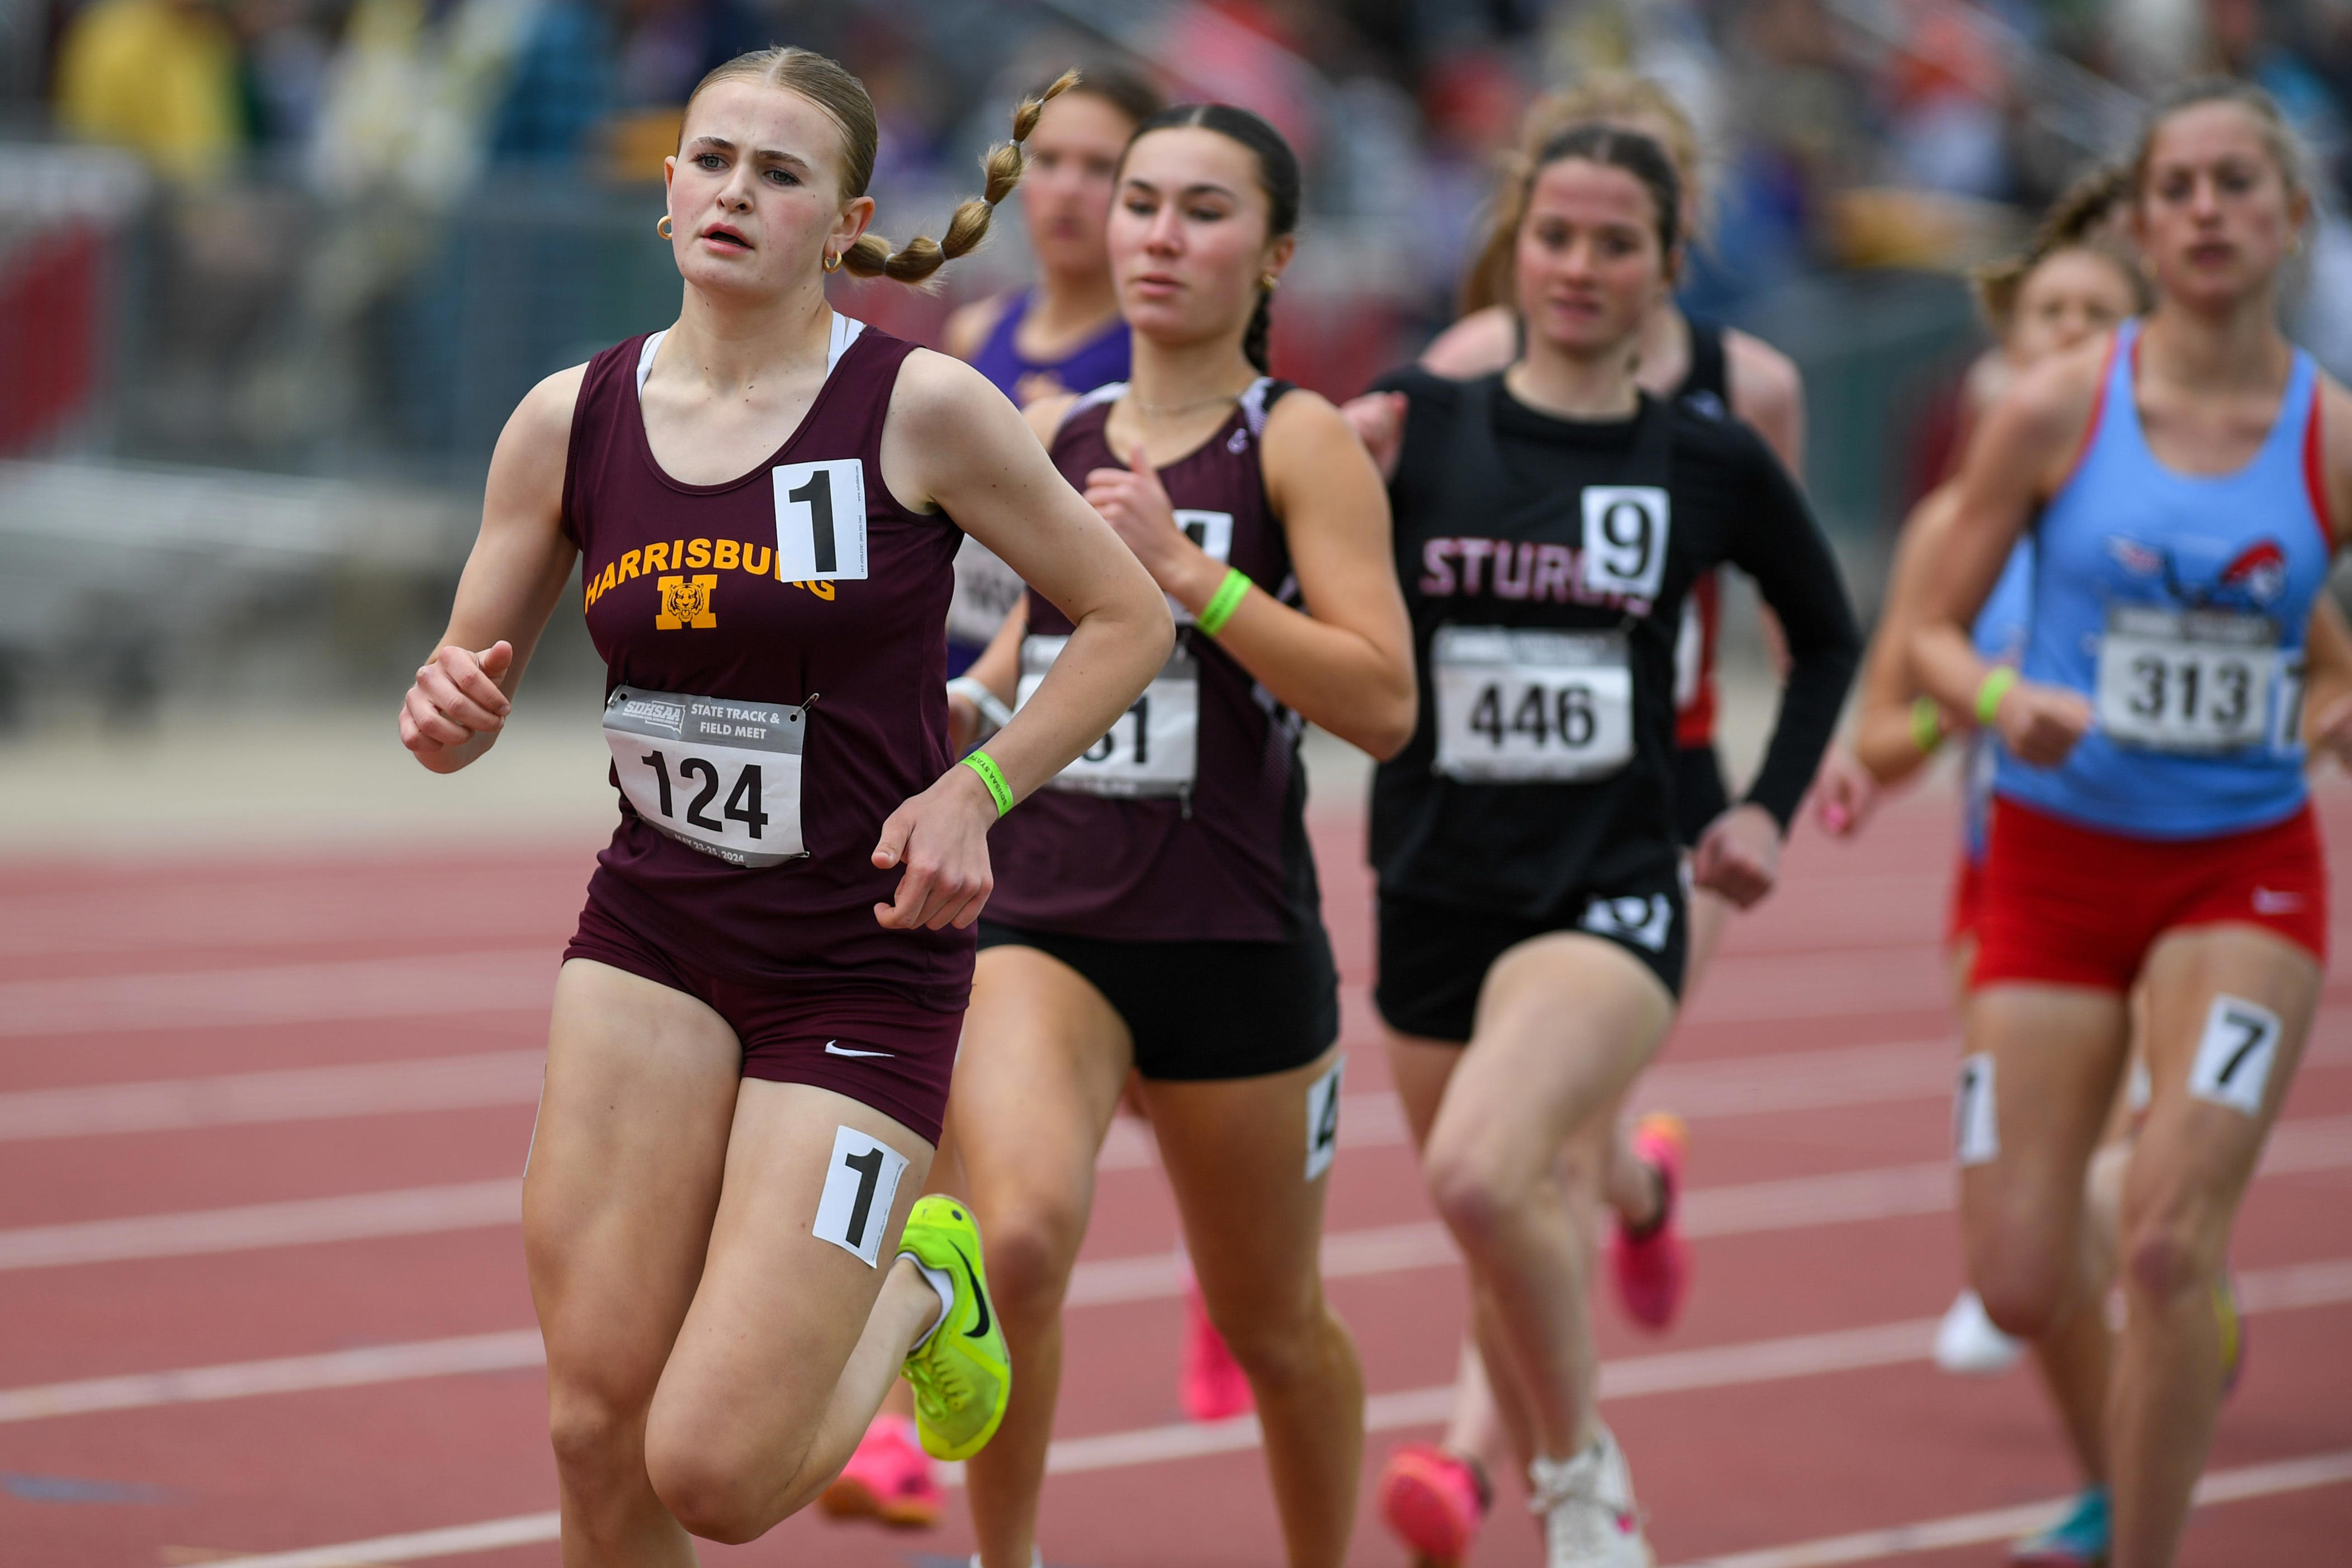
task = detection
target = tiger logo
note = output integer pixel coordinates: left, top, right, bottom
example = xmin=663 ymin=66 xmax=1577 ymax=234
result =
xmin=656 ymin=574 xmax=718 ymax=629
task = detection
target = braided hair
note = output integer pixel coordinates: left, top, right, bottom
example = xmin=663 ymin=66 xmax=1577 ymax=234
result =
xmin=683 ymin=48 xmax=1078 ymax=285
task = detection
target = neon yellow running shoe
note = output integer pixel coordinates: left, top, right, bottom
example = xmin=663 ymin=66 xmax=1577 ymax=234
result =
xmin=897 ymin=1195 xmax=1011 ymax=1461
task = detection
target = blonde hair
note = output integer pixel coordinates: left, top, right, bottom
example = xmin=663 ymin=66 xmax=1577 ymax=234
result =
xmin=1459 ymin=74 xmax=1705 ymax=317
xmin=2131 ymin=76 xmax=2310 ymax=210
xmin=1970 ymin=164 xmax=2151 ymax=337
xmin=684 ymin=48 xmax=1076 ymax=284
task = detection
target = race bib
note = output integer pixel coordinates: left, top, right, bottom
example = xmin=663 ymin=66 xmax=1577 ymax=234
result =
xmin=602 ymin=686 xmax=807 ymax=866
xmin=1433 ymin=626 xmax=1635 ymax=783
xmin=773 ymin=458 xmax=867 ymax=582
xmin=947 ymin=538 xmax=1025 ymax=646
xmin=2095 ymin=605 xmax=2278 ymax=753
xmin=1019 ymin=636 xmax=1199 ymax=797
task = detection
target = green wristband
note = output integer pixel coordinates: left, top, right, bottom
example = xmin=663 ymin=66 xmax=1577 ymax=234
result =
xmin=1194 ymin=567 xmax=1251 ymax=637
xmin=962 ymin=750 xmax=1014 ymax=817
xmin=1975 ymin=667 xmax=2019 ymax=728
xmin=1910 ymin=695 xmax=1945 ymax=756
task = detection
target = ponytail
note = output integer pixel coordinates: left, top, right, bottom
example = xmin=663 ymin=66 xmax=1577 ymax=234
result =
xmin=841 ymin=70 xmax=1078 ymax=283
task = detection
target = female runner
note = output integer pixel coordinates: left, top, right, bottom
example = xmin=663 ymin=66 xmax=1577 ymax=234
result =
xmin=1911 ymin=80 xmax=2351 ymax=1567
xmin=948 ymin=103 xmax=1417 ymax=1568
xmin=939 ymin=64 xmax=1163 ymax=676
xmin=1356 ymin=123 xmax=1858 ymax=1566
xmin=396 ymin=49 xmax=1171 ymax=1562
xmin=1349 ymin=77 xmax=1809 ymax=1565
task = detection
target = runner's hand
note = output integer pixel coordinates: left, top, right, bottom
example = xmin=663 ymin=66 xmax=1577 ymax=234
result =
xmin=1340 ymin=392 xmax=1407 ymax=482
xmin=1994 ymin=680 xmax=2092 ymax=766
xmin=1810 ymin=749 xmax=1879 ymax=838
xmin=872 ymin=764 xmax=998 ymax=931
xmin=1691 ymin=802 xmax=1782 ymax=908
xmin=1085 ymin=445 xmax=1208 ymax=600
xmin=400 ymin=641 xmax=514 ymax=771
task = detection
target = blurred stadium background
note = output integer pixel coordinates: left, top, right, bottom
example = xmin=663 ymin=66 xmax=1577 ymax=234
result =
xmin=2 ymin=0 xmax=2350 ymax=738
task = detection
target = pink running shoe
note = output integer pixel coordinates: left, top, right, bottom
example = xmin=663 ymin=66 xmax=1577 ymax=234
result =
xmin=1180 ymin=1277 xmax=1254 ymax=1422
xmin=1609 ymin=1112 xmax=1691 ymax=1330
xmin=1377 ymin=1442 xmax=1490 ymax=1567
xmin=820 ymin=1414 xmax=941 ymax=1528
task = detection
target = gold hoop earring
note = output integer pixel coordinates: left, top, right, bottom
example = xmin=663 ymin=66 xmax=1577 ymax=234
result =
xmin=656 ymin=215 xmax=673 ymax=240
xmin=824 ymin=250 xmax=843 ymax=273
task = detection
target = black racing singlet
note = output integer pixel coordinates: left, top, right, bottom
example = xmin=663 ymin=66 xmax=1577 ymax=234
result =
xmin=1369 ymin=366 xmax=1859 ymax=916
xmin=984 ymin=380 xmax=1322 ymax=943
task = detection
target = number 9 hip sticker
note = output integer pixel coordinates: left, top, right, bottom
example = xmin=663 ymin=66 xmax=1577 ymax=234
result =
xmin=1578 ymin=485 xmax=1669 ymax=601
xmin=814 ymin=1125 xmax=910 ymax=1266
xmin=2188 ymin=995 xmax=2283 ymax=1117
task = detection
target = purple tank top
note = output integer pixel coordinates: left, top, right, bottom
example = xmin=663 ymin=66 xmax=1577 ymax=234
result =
xmin=969 ymin=290 xmax=1132 ymax=404
xmin=985 ymin=380 xmax=1321 ymax=944
xmin=562 ymin=318 xmax=973 ymax=1007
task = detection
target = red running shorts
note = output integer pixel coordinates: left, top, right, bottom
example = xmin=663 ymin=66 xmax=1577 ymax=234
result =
xmin=1971 ymin=797 xmax=2328 ymax=993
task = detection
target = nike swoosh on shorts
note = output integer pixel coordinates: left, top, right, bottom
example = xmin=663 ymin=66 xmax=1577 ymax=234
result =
xmin=824 ymin=1040 xmax=895 ymax=1058
xmin=2252 ymin=888 xmax=2304 ymax=915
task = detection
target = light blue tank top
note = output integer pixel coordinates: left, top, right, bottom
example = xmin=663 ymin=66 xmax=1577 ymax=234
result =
xmin=1960 ymin=537 xmax=2033 ymax=865
xmin=1996 ymin=320 xmax=2333 ymax=839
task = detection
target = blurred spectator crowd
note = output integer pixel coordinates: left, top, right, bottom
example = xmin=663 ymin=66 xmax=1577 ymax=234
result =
xmin=3 ymin=0 xmax=2351 ymax=471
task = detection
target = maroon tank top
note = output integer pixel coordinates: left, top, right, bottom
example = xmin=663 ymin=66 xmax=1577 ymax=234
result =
xmin=562 ymin=318 xmax=972 ymax=1007
xmin=985 ymin=380 xmax=1322 ymax=944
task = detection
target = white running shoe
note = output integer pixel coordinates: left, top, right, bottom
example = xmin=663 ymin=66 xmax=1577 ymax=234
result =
xmin=1933 ymin=1288 xmax=2025 ymax=1376
xmin=1528 ymin=1425 xmax=1652 ymax=1567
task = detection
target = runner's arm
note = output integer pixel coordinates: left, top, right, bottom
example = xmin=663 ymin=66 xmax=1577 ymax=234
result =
xmin=2301 ymin=592 xmax=2352 ymax=763
xmin=1849 ymin=485 xmax=1968 ymax=787
xmin=397 ymin=365 xmax=585 ymax=774
xmin=1911 ymin=346 xmax=2101 ymax=766
xmin=1203 ymin=391 xmax=1417 ymax=757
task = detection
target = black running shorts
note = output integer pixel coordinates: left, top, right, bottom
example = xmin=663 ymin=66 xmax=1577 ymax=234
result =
xmin=976 ymin=920 xmax=1339 ymax=1081
xmin=1375 ymin=873 xmax=1688 ymax=1045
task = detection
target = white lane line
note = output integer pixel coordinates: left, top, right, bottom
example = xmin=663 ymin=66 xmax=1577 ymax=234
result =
xmin=0 ymin=1330 xmax=545 ymax=1423
xmin=0 ymin=951 xmax=555 ymax=1038
xmin=176 ymin=1289 xmax=2352 ymax=1567
xmin=1664 ymin=1448 xmax=2352 ymax=1568
xmin=0 ymin=1181 xmax=519 ymax=1271
xmin=0 ymin=1053 xmax=545 ymax=1142
xmin=14 ymin=1114 xmax=2350 ymax=1277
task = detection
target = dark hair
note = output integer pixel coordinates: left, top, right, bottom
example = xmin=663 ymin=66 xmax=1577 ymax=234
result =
xmin=684 ymin=49 xmax=1075 ymax=283
xmin=1517 ymin=122 xmax=1682 ymax=267
xmin=1117 ymin=102 xmax=1302 ymax=373
xmin=1970 ymin=163 xmax=2151 ymax=336
xmin=1044 ymin=61 xmax=1163 ymax=130
xmin=2130 ymin=76 xmax=2310 ymax=207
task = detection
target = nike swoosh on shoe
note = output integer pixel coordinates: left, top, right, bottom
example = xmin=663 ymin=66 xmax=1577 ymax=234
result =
xmin=950 ymin=1241 xmax=991 ymax=1339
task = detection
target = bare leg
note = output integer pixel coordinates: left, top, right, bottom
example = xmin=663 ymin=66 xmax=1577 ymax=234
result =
xmin=1146 ymin=1049 xmax=1365 ymax=1568
xmin=2109 ymin=926 xmax=2317 ymax=1567
xmin=950 ymin=946 xmax=1133 ymax=1568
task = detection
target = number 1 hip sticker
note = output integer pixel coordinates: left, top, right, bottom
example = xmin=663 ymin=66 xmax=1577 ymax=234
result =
xmin=1305 ymin=1057 xmax=1345 ymax=1181
xmin=813 ymin=1125 xmax=909 ymax=1266
xmin=1954 ymin=1053 xmax=1998 ymax=1167
xmin=2188 ymin=995 xmax=2283 ymax=1117
xmin=774 ymin=459 xmax=868 ymax=582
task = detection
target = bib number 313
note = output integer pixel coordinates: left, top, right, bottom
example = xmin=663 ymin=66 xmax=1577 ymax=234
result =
xmin=602 ymin=686 xmax=807 ymax=866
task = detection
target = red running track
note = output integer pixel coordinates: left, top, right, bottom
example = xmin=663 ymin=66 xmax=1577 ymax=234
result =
xmin=2 ymin=784 xmax=2349 ymax=1566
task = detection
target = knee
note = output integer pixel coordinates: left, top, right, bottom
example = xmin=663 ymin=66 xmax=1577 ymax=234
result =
xmin=1213 ymin=1295 xmax=1339 ymax=1393
xmin=2121 ymin=1212 xmax=2220 ymax=1311
xmin=972 ymin=1198 xmax=1085 ymax=1327
xmin=1425 ymin=1138 xmax=1560 ymax=1256
xmin=1969 ymin=1232 xmax=2076 ymax=1340
xmin=547 ymin=1377 xmax=647 ymax=1484
xmin=642 ymin=1426 xmax=779 ymax=1545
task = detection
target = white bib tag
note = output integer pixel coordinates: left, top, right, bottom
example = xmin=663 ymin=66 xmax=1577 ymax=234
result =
xmin=602 ymin=686 xmax=806 ymax=866
xmin=773 ymin=458 xmax=868 ymax=582
xmin=812 ymin=1125 xmax=909 ymax=1266
xmin=1019 ymin=635 xmax=1199 ymax=797
xmin=2095 ymin=605 xmax=2278 ymax=752
xmin=1954 ymin=1053 xmax=1998 ymax=1167
xmin=1433 ymin=626 xmax=1635 ymax=783
xmin=1167 ymin=510 xmax=1234 ymax=627
xmin=1578 ymin=486 xmax=1669 ymax=601
xmin=2187 ymin=994 xmax=2282 ymax=1117
xmin=1305 ymin=1057 xmax=1345 ymax=1182
xmin=947 ymin=538 xmax=1026 ymax=646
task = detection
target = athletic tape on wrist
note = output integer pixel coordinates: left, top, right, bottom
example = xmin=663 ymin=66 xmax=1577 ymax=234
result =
xmin=1194 ymin=567 xmax=1251 ymax=637
xmin=1974 ymin=667 xmax=2019 ymax=728
xmin=962 ymin=750 xmax=1014 ymax=816
xmin=1910 ymin=695 xmax=1944 ymax=756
